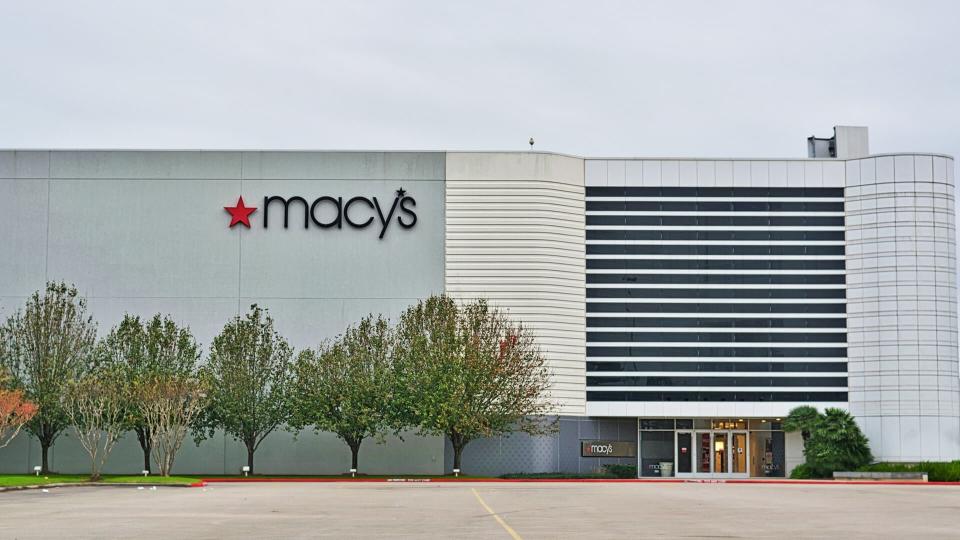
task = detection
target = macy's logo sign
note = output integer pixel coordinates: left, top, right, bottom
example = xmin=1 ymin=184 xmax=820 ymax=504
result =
xmin=224 ymin=188 xmax=417 ymax=239
xmin=589 ymin=444 xmax=615 ymax=455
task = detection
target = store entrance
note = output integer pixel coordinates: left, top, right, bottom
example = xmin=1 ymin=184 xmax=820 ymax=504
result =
xmin=638 ymin=418 xmax=786 ymax=478
xmin=675 ymin=430 xmax=749 ymax=478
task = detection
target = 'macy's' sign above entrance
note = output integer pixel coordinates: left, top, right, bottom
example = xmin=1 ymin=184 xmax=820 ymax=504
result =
xmin=224 ymin=188 xmax=417 ymax=239
xmin=581 ymin=441 xmax=637 ymax=458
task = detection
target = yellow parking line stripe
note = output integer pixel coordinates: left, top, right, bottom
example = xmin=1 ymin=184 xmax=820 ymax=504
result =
xmin=471 ymin=487 xmax=523 ymax=540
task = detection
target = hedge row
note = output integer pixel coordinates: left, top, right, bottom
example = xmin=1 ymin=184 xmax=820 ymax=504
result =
xmin=857 ymin=461 xmax=960 ymax=482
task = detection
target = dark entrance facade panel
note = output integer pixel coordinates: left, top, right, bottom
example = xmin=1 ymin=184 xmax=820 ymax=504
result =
xmin=639 ymin=418 xmax=787 ymax=478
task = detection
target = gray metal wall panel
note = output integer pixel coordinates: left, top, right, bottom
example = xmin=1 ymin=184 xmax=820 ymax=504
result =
xmin=0 ymin=178 xmax=48 ymax=301
xmin=444 ymin=429 xmax=560 ymax=476
xmin=45 ymin=178 xmax=241 ymax=299
xmin=0 ymin=150 xmax=446 ymax=475
xmin=13 ymin=151 xmax=49 ymax=179
xmin=240 ymin=152 xmax=444 ymax=181
xmin=0 ymin=151 xmax=14 ymax=177
xmin=238 ymin=178 xmax=443 ymax=301
xmin=440 ymin=416 xmax=637 ymax=476
xmin=49 ymin=151 xmax=242 ymax=179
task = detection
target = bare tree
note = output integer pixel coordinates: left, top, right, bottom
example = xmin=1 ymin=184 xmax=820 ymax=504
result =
xmin=0 ymin=282 xmax=97 ymax=473
xmin=137 ymin=376 xmax=207 ymax=477
xmin=64 ymin=368 xmax=128 ymax=481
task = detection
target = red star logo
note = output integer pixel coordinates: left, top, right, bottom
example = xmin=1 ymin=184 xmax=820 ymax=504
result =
xmin=225 ymin=196 xmax=257 ymax=228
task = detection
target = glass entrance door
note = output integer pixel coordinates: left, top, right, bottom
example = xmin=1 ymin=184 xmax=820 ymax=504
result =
xmin=675 ymin=430 xmax=749 ymax=478
xmin=676 ymin=432 xmax=693 ymax=474
xmin=697 ymin=432 xmax=712 ymax=474
xmin=731 ymin=432 xmax=748 ymax=476
xmin=713 ymin=433 xmax=728 ymax=473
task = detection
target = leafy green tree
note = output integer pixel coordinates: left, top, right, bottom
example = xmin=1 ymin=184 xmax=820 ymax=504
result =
xmin=393 ymin=295 xmax=554 ymax=473
xmin=0 ymin=282 xmax=96 ymax=473
xmin=803 ymin=408 xmax=873 ymax=477
xmin=97 ymin=314 xmax=201 ymax=473
xmin=783 ymin=405 xmax=821 ymax=445
xmin=195 ymin=305 xmax=293 ymax=474
xmin=63 ymin=365 xmax=128 ymax=481
xmin=291 ymin=315 xmax=396 ymax=472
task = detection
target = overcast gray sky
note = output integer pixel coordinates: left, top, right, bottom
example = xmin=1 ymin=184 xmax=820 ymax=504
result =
xmin=1 ymin=0 xmax=957 ymax=159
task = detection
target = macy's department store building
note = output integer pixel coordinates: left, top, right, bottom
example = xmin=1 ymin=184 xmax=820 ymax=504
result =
xmin=1 ymin=126 xmax=958 ymax=478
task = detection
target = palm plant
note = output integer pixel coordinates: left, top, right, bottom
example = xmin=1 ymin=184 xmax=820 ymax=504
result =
xmin=803 ymin=408 xmax=872 ymax=477
xmin=783 ymin=405 xmax=821 ymax=444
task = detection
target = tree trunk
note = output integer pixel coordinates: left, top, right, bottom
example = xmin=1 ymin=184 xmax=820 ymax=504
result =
xmin=143 ymin=444 xmax=152 ymax=474
xmin=38 ymin=424 xmax=59 ymax=474
xmin=136 ymin=427 xmax=152 ymax=474
xmin=158 ymin=447 xmax=172 ymax=477
xmin=40 ymin=440 xmax=51 ymax=475
xmin=450 ymin=431 xmax=468 ymax=474
xmin=348 ymin=441 xmax=361 ymax=471
xmin=246 ymin=441 xmax=256 ymax=475
xmin=453 ymin=445 xmax=463 ymax=472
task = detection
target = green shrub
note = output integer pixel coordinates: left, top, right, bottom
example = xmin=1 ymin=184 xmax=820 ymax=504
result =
xmin=499 ymin=472 xmax=613 ymax=479
xmin=601 ymin=464 xmax=638 ymax=478
xmin=789 ymin=463 xmax=822 ymax=479
xmin=858 ymin=461 xmax=960 ymax=482
xmin=803 ymin=408 xmax=872 ymax=477
xmin=499 ymin=465 xmax=639 ymax=480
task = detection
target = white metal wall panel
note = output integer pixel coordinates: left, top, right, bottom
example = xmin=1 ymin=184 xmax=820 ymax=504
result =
xmin=846 ymin=153 xmax=960 ymax=461
xmin=445 ymin=153 xmax=586 ymax=415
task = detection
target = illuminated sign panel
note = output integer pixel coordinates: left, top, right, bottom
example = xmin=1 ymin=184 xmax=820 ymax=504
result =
xmin=580 ymin=441 xmax=637 ymax=457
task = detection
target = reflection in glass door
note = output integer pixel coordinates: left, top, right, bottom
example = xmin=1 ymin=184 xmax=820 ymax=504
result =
xmin=677 ymin=432 xmax=692 ymax=474
xmin=731 ymin=432 xmax=748 ymax=475
xmin=713 ymin=433 xmax=728 ymax=473
xmin=697 ymin=432 xmax=712 ymax=473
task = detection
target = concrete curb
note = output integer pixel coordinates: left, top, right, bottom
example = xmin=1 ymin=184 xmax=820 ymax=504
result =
xmin=0 ymin=481 xmax=202 ymax=493
xmin=5 ymin=478 xmax=957 ymax=491
xmin=198 ymin=477 xmax=960 ymax=486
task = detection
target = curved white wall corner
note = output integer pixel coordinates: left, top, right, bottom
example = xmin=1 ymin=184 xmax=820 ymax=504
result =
xmin=444 ymin=152 xmax=586 ymax=415
xmin=845 ymin=154 xmax=960 ymax=461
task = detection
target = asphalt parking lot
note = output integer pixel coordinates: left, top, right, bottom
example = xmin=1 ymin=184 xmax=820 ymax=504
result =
xmin=1 ymin=481 xmax=959 ymax=539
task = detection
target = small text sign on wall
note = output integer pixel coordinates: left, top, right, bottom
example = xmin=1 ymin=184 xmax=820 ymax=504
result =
xmin=581 ymin=441 xmax=637 ymax=458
